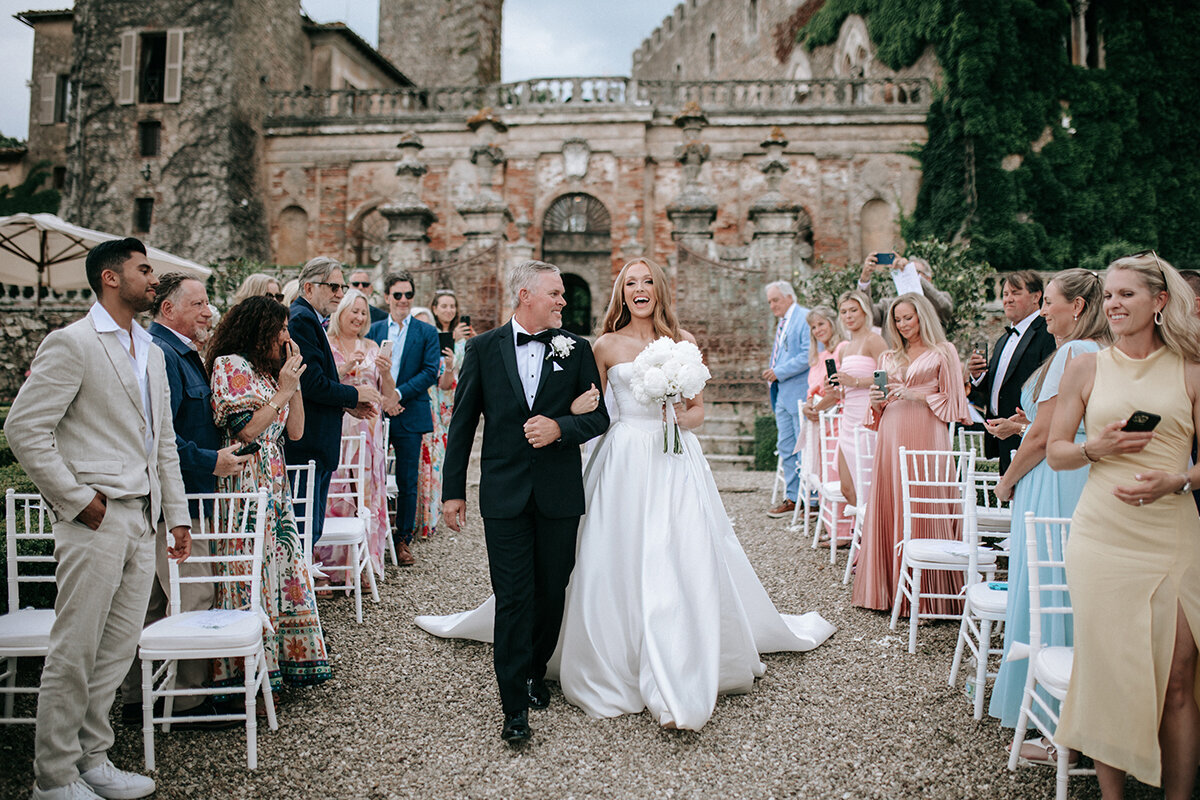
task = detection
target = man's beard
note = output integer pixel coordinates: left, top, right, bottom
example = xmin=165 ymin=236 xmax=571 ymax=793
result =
xmin=119 ymin=279 xmax=155 ymax=313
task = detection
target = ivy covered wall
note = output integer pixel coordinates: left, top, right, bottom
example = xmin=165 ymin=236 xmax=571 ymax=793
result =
xmin=800 ymin=0 xmax=1200 ymax=271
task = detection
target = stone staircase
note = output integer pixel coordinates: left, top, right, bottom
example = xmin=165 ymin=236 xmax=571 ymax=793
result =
xmin=696 ymin=400 xmax=764 ymax=471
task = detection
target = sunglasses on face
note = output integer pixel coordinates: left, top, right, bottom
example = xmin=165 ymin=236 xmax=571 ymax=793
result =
xmin=391 ymin=290 xmax=414 ymax=300
xmin=351 ymin=281 xmax=372 ymax=289
xmin=270 ymin=293 xmax=285 ymax=302
xmin=315 ymin=281 xmax=344 ymax=293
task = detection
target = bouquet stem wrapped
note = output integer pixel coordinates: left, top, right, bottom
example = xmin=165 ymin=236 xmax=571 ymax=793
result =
xmin=630 ymin=338 xmax=711 ymax=454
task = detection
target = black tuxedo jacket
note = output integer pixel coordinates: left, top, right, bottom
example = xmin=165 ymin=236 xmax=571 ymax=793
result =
xmin=970 ymin=315 xmax=1056 ymax=463
xmin=442 ymin=322 xmax=609 ymax=519
xmin=284 ymin=297 xmax=359 ymax=471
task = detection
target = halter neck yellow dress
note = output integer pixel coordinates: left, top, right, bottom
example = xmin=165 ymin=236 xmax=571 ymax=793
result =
xmin=1057 ymin=345 xmax=1200 ymax=786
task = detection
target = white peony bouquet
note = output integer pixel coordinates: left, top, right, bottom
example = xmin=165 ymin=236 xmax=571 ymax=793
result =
xmin=630 ymin=337 xmax=711 ymax=453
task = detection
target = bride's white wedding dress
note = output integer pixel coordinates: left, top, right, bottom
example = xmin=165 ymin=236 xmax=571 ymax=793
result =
xmin=416 ymin=362 xmax=835 ymax=730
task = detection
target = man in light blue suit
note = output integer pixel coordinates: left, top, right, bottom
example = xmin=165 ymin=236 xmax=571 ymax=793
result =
xmin=367 ymin=270 xmax=440 ymax=565
xmin=762 ymin=280 xmax=810 ymax=517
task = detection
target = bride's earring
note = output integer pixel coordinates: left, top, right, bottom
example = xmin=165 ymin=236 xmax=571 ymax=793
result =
xmin=1155 ymin=308 xmax=1164 ymax=326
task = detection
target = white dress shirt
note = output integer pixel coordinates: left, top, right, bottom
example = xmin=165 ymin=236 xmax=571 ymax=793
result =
xmin=89 ymin=302 xmax=154 ymax=456
xmin=990 ymin=309 xmax=1040 ymax=415
xmin=512 ymin=318 xmax=546 ymax=408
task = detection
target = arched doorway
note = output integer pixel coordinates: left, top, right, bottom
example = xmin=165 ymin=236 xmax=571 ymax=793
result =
xmin=542 ymin=192 xmax=612 ymax=335
xmin=560 ymin=273 xmax=592 ymax=335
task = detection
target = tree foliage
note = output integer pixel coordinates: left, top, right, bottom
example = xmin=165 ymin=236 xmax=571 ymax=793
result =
xmin=799 ymin=0 xmax=1200 ymax=271
xmin=0 ymin=160 xmax=60 ymax=216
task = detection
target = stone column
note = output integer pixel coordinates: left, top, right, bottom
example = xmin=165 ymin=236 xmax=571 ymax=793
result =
xmin=456 ymin=108 xmax=513 ymax=246
xmin=748 ymin=126 xmax=811 ymax=282
xmin=378 ymin=132 xmax=436 ymax=270
xmin=666 ymin=102 xmax=717 ymax=251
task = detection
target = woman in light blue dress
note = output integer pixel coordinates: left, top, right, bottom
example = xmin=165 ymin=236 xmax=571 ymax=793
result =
xmin=984 ymin=269 xmax=1112 ymax=748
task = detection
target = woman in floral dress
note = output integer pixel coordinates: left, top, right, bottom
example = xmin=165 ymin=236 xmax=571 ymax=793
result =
xmin=206 ymin=296 xmax=332 ymax=690
xmin=319 ymin=289 xmax=394 ymax=575
xmin=414 ymin=294 xmax=471 ymax=537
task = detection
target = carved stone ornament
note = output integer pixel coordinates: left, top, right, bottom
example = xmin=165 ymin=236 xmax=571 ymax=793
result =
xmin=562 ymin=138 xmax=590 ymax=179
xmin=466 ymin=107 xmax=508 ymax=134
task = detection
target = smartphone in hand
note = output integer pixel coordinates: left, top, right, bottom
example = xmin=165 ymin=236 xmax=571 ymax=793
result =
xmin=234 ymin=442 xmax=261 ymax=457
xmin=873 ymin=369 xmax=889 ymax=395
xmin=825 ymin=358 xmax=839 ymax=385
xmin=875 ymin=252 xmax=896 ymax=266
xmin=1123 ymin=410 xmax=1161 ymax=432
xmin=972 ymin=340 xmax=988 ymax=361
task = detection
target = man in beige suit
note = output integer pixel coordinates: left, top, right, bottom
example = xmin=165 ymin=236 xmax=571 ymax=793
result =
xmin=5 ymin=238 xmax=191 ymax=800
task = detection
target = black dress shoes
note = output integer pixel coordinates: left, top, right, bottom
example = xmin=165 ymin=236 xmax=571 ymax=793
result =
xmin=526 ymin=677 xmax=550 ymax=709
xmin=501 ymin=709 xmax=531 ymax=743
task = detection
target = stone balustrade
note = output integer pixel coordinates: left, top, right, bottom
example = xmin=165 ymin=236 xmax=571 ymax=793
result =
xmin=266 ymin=76 xmax=933 ymax=124
xmin=0 ymin=283 xmax=93 ymax=307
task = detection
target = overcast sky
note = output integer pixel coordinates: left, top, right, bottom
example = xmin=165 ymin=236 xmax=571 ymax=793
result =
xmin=0 ymin=0 xmax=680 ymax=141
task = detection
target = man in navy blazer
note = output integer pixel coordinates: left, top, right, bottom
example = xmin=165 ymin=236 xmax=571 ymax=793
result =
xmin=367 ymin=270 xmax=440 ymax=565
xmin=119 ymin=272 xmax=247 ymax=723
xmin=285 ymin=257 xmax=382 ymax=543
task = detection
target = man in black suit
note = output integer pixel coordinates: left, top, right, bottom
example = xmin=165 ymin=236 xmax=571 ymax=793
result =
xmin=967 ymin=270 xmax=1057 ymax=473
xmin=285 ymin=257 xmax=382 ymax=544
xmin=442 ymin=260 xmax=609 ymax=744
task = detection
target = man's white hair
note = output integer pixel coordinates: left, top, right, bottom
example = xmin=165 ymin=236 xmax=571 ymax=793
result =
xmin=298 ymin=256 xmax=342 ymax=288
xmin=764 ymin=280 xmax=796 ymax=299
xmin=508 ymin=260 xmax=560 ymax=309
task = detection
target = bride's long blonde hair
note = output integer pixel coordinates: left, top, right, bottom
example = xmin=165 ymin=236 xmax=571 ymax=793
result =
xmin=601 ymin=257 xmax=682 ymax=341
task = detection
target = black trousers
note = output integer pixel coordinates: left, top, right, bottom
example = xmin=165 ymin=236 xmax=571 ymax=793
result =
xmin=483 ymin=497 xmax=579 ymax=713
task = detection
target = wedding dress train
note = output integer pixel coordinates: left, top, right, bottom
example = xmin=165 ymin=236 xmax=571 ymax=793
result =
xmin=417 ymin=362 xmax=835 ymax=730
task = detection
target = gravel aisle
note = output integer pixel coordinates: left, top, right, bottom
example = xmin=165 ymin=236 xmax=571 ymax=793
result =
xmin=0 ymin=472 xmax=1161 ymax=798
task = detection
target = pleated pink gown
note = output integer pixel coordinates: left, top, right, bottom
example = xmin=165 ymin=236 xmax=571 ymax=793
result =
xmin=851 ymin=345 xmax=971 ymax=615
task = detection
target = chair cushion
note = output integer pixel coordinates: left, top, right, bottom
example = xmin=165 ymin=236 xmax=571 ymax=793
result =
xmin=965 ymin=582 xmax=1008 ymax=616
xmin=320 ymin=517 xmax=366 ymax=545
xmin=0 ymin=608 xmax=55 ymax=651
xmin=906 ymin=538 xmax=998 ymax=566
xmin=139 ymin=609 xmax=261 ymax=651
xmin=1033 ymin=646 xmax=1074 ymax=695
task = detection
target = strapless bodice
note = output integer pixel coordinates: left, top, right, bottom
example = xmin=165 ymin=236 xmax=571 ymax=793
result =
xmin=608 ymin=362 xmax=664 ymax=426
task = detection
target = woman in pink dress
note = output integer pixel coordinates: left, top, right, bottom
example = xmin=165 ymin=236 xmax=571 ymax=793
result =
xmin=317 ymin=289 xmax=395 ymax=576
xmin=852 ymin=292 xmax=971 ymax=614
xmin=830 ymin=290 xmax=888 ymax=507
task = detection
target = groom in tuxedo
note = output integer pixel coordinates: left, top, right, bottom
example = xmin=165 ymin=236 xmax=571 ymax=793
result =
xmin=442 ymin=260 xmax=609 ymax=744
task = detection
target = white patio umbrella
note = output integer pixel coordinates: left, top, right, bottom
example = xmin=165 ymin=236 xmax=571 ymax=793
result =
xmin=0 ymin=212 xmax=212 ymax=302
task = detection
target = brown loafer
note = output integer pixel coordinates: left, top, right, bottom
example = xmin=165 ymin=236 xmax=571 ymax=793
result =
xmin=766 ymin=499 xmax=796 ymax=518
xmin=396 ymin=541 xmax=415 ymax=566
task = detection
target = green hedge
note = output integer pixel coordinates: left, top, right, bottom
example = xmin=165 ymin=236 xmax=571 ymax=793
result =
xmin=753 ymin=415 xmax=778 ymax=471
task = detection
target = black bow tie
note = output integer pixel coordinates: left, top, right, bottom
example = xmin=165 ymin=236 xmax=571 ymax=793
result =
xmin=1004 ymin=325 xmax=1019 ymax=336
xmin=517 ymin=330 xmax=554 ymax=346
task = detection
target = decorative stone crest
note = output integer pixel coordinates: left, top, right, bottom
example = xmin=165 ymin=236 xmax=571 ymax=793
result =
xmin=562 ymin=138 xmax=590 ymax=179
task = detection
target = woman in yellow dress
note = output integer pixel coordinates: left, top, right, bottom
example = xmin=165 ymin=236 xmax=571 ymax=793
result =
xmin=1047 ymin=251 xmax=1200 ymax=797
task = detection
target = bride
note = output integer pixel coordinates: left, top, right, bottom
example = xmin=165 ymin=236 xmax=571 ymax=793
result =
xmin=417 ymin=257 xmax=835 ymax=730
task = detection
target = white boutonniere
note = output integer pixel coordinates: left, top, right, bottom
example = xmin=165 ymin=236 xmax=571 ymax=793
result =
xmin=546 ymin=334 xmax=575 ymax=361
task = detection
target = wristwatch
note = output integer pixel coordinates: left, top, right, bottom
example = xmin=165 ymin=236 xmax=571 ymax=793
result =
xmin=1174 ymin=476 xmax=1193 ymax=495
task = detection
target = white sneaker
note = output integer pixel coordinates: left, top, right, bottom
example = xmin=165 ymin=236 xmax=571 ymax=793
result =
xmin=77 ymin=761 xmax=155 ymax=800
xmin=30 ymin=780 xmax=102 ymax=800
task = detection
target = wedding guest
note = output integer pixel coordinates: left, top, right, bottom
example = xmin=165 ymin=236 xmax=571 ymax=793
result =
xmin=346 ymin=268 xmax=388 ymax=323
xmin=285 ymin=257 xmax=381 ymax=545
xmin=853 ymin=293 xmax=971 ymax=614
xmin=967 ymin=270 xmax=1056 ymax=473
xmin=1047 ymin=252 xmax=1200 ymax=798
xmin=857 ymin=252 xmax=954 ymax=331
xmin=280 ymin=278 xmax=301 ymax=308
xmin=984 ymin=269 xmax=1110 ymax=747
xmin=230 ymin=272 xmax=283 ymax=306
xmin=207 ymin=296 xmax=332 ymax=691
xmin=367 ymin=272 xmax=440 ymax=565
xmin=414 ymin=293 xmax=475 ymax=538
xmin=763 ymin=280 xmax=810 ymax=518
xmin=829 ymin=290 xmax=888 ymax=507
xmin=317 ymin=289 xmax=395 ymax=577
xmin=118 ymin=273 xmax=248 ymax=727
xmin=6 ymin=238 xmax=190 ymax=800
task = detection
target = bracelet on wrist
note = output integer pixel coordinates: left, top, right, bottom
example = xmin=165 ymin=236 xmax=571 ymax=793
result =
xmin=1174 ymin=475 xmax=1193 ymax=495
xmin=1080 ymin=441 xmax=1099 ymax=463
xmin=266 ymin=399 xmax=282 ymax=414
